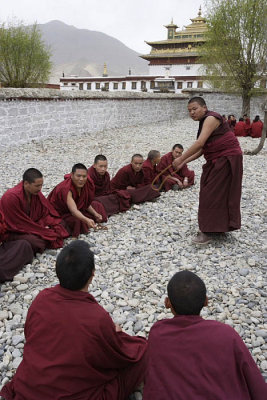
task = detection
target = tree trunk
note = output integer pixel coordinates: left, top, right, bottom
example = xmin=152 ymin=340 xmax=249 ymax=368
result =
xmin=242 ymin=92 xmax=251 ymax=116
xmin=245 ymin=110 xmax=267 ymax=155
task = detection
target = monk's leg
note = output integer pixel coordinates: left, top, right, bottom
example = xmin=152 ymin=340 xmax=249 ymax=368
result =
xmin=128 ymin=185 xmax=160 ymax=204
xmin=103 ymin=352 xmax=147 ymax=400
xmin=95 ymin=194 xmax=120 ymax=217
xmin=0 ymin=240 xmax=34 ymax=282
xmin=7 ymin=233 xmax=46 ymax=255
xmin=91 ymin=200 xmax=108 ymax=222
xmin=62 ymin=215 xmax=88 ymax=237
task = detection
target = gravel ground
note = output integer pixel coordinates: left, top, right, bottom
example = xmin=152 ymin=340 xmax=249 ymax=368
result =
xmin=0 ymin=118 xmax=266 ymax=394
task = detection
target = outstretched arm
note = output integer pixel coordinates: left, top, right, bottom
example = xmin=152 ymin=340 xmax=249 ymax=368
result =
xmin=67 ymin=191 xmax=96 ymax=228
xmin=173 ymin=116 xmax=220 ymax=169
xmin=87 ymin=205 xmax=102 ymax=222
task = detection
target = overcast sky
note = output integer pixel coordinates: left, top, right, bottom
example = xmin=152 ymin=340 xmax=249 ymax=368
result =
xmin=1 ymin=0 xmax=206 ymax=53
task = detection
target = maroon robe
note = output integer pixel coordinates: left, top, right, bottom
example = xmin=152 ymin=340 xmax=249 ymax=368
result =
xmin=142 ymin=159 xmax=158 ymax=185
xmin=251 ymin=120 xmax=263 ymax=138
xmin=0 ymin=211 xmax=33 ymax=282
xmin=157 ymin=152 xmax=195 ymax=191
xmin=244 ymin=118 xmax=251 ymax=136
xmin=143 ymin=316 xmax=267 ymax=400
xmin=88 ymin=165 xmax=131 ymax=215
xmin=48 ymin=174 xmax=107 ymax=237
xmin=198 ymin=111 xmax=243 ymax=232
xmin=234 ymin=121 xmax=246 ymax=136
xmin=0 ymin=284 xmax=147 ymax=400
xmin=110 ymin=164 xmax=160 ymax=204
xmin=0 ymin=182 xmax=69 ymax=254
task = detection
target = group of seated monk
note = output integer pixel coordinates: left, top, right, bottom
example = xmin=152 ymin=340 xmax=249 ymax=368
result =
xmin=0 ymin=240 xmax=266 ymax=400
xmin=0 ymin=145 xmax=194 ymax=282
xmin=234 ymin=115 xmax=264 ymax=138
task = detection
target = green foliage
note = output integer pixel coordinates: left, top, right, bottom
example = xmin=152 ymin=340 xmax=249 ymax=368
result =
xmin=200 ymin=0 xmax=267 ymax=112
xmin=0 ymin=22 xmax=52 ymax=87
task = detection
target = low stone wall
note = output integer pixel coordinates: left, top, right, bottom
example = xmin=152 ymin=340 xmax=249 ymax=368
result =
xmin=0 ymin=89 xmax=188 ymax=149
xmin=1 ymin=88 xmax=266 ymax=149
xmin=183 ymin=88 xmax=267 ymax=119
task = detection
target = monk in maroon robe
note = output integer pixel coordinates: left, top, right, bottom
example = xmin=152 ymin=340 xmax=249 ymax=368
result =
xmin=110 ymin=154 xmax=160 ymax=204
xmin=142 ymin=150 xmax=161 ymax=185
xmin=0 ymin=210 xmax=33 ymax=282
xmin=88 ymin=155 xmax=131 ymax=216
xmin=173 ymin=97 xmax=243 ymax=245
xmin=157 ymin=144 xmax=195 ymax=191
xmin=251 ymin=115 xmax=263 ymax=138
xmin=243 ymin=114 xmax=251 ymax=136
xmin=0 ymin=240 xmax=148 ymax=400
xmin=234 ymin=118 xmax=246 ymax=136
xmin=143 ymin=270 xmax=267 ymax=400
xmin=48 ymin=163 xmax=107 ymax=237
xmin=0 ymin=168 xmax=69 ymax=254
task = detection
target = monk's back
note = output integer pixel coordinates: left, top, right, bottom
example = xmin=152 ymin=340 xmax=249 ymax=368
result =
xmin=12 ymin=285 xmax=124 ymax=399
xmin=144 ymin=316 xmax=261 ymax=400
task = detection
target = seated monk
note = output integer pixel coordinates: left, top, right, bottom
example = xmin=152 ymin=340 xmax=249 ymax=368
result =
xmin=243 ymin=114 xmax=251 ymax=136
xmin=143 ymin=270 xmax=267 ymax=400
xmin=143 ymin=150 xmax=161 ymax=185
xmin=156 ymin=144 xmax=195 ymax=191
xmin=0 ymin=168 xmax=69 ymax=255
xmin=0 ymin=240 xmax=148 ymax=400
xmin=88 ymin=155 xmax=131 ymax=216
xmin=0 ymin=210 xmax=33 ymax=282
xmin=110 ymin=154 xmax=160 ymax=204
xmin=234 ymin=118 xmax=246 ymax=136
xmin=48 ymin=163 xmax=107 ymax=237
xmin=251 ymin=115 xmax=263 ymax=138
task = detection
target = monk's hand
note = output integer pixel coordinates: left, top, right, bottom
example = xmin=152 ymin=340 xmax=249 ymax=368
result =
xmin=86 ymin=218 xmax=97 ymax=229
xmin=172 ymin=158 xmax=183 ymax=171
xmin=94 ymin=213 xmax=102 ymax=223
xmin=115 ymin=324 xmax=122 ymax=332
xmin=177 ymin=179 xmax=184 ymax=189
xmin=183 ymin=178 xmax=189 ymax=188
xmin=126 ymin=186 xmax=135 ymax=190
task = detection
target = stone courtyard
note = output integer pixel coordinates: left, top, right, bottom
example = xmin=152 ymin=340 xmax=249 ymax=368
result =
xmin=0 ymin=118 xmax=266 ymax=394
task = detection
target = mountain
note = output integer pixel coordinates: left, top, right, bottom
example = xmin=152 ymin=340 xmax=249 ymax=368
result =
xmin=37 ymin=20 xmax=148 ymax=82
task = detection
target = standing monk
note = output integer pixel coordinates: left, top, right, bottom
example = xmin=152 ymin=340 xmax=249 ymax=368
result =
xmin=173 ymin=97 xmax=243 ymax=245
xmin=88 ymin=155 xmax=131 ymax=215
xmin=0 ymin=168 xmax=69 ymax=254
xmin=110 ymin=154 xmax=160 ymax=204
xmin=157 ymin=144 xmax=195 ymax=191
xmin=142 ymin=150 xmax=161 ymax=185
xmin=48 ymin=163 xmax=107 ymax=237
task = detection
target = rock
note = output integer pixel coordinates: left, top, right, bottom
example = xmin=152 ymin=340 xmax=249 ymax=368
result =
xmin=16 ymin=284 xmax=29 ymax=291
xmin=0 ymin=311 xmax=8 ymax=321
xmin=255 ymin=330 xmax=267 ymax=338
xmin=12 ymin=356 xmax=22 ymax=369
xmin=239 ymin=268 xmax=249 ymax=276
xmin=12 ymin=335 xmax=24 ymax=346
xmin=133 ymin=321 xmax=143 ymax=333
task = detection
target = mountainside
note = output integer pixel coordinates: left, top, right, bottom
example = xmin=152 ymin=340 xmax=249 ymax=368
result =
xmin=37 ymin=20 xmax=148 ymax=82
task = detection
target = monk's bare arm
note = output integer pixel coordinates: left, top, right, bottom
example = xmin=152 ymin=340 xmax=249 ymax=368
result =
xmin=66 ymin=191 xmax=96 ymax=228
xmin=87 ymin=205 xmax=102 ymax=222
xmin=173 ymin=116 xmax=220 ymax=169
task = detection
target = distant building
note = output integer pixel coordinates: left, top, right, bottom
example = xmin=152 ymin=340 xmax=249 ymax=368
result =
xmin=60 ymin=8 xmax=209 ymax=93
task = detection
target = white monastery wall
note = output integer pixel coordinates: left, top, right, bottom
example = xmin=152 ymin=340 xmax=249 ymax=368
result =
xmin=0 ymin=89 xmax=188 ymax=149
xmin=0 ymin=89 xmax=265 ymax=150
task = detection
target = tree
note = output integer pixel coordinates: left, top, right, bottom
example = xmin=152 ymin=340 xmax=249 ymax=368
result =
xmin=200 ymin=0 xmax=267 ymax=115
xmin=0 ymin=22 xmax=52 ymax=87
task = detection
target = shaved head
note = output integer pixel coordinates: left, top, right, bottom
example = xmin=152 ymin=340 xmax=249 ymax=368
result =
xmin=167 ymin=270 xmax=206 ymax=315
xmin=188 ymin=96 xmax=206 ymax=107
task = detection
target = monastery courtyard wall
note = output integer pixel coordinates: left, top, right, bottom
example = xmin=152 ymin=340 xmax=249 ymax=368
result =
xmin=0 ymin=88 xmax=266 ymax=149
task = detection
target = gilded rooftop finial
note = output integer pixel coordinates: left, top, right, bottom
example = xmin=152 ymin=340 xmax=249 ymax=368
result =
xmin=198 ymin=6 xmax=202 ymax=17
